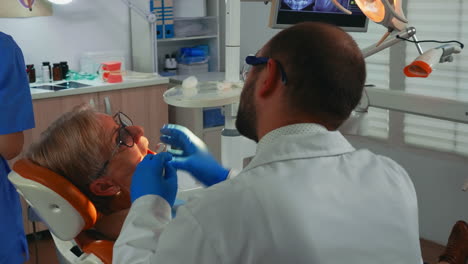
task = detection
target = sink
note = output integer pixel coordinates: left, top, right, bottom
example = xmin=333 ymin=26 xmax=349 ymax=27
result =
xmin=30 ymin=81 xmax=91 ymax=91
xmin=54 ymin=81 xmax=91 ymax=89
xmin=30 ymin=85 xmax=67 ymax=91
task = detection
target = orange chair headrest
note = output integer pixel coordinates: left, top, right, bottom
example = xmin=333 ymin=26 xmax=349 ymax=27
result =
xmin=13 ymin=159 xmax=98 ymax=230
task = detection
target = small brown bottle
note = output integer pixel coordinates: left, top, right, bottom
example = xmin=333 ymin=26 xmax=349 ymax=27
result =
xmin=52 ymin=63 xmax=62 ymax=81
xmin=26 ymin=64 xmax=36 ymax=83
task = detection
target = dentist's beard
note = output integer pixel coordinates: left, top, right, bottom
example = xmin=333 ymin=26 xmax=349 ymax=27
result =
xmin=236 ymin=81 xmax=258 ymax=142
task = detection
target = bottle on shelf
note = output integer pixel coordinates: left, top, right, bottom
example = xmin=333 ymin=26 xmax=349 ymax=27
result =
xmin=163 ymin=54 xmax=177 ymax=75
xmin=164 ymin=54 xmax=171 ymax=71
xmin=42 ymin=62 xmax=52 ymax=82
xmin=53 ymin=63 xmax=62 ymax=81
xmin=26 ymin=64 xmax=36 ymax=83
xmin=60 ymin=61 xmax=69 ymax=80
xmin=42 ymin=66 xmax=51 ymax=83
xmin=170 ymin=54 xmax=178 ymax=71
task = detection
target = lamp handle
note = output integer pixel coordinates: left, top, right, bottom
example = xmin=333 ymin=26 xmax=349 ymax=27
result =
xmin=382 ymin=0 xmax=408 ymax=23
xmin=104 ymin=97 xmax=112 ymax=115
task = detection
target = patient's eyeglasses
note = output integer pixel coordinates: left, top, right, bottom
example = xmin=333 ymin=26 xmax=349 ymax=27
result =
xmin=241 ymin=55 xmax=288 ymax=84
xmin=113 ymin=111 xmax=134 ymax=148
xmin=89 ymin=112 xmax=134 ymax=180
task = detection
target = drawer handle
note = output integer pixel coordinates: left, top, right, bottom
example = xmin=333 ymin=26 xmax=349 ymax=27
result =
xmin=104 ymin=97 xmax=112 ymax=115
xmin=89 ymin=98 xmax=96 ymax=108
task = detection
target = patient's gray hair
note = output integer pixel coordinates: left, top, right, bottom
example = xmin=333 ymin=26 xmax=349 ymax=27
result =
xmin=27 ymin=104 xmax=115 ymax=214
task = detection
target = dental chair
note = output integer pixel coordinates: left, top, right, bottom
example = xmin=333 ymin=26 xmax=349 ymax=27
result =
xmin=8 ymin=159 xmax=113 ymax=264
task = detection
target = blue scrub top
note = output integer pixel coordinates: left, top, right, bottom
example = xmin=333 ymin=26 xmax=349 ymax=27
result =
xmin=0 ymin=32 xmax=35 ymax=264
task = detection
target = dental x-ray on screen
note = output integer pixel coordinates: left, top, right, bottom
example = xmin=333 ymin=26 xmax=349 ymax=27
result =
xmin=269 ymin=0 xmax=368 ymax=32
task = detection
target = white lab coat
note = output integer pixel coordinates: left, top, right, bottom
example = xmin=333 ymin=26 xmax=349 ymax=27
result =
xmin=114 ymin=124 xmax=422 ymax=264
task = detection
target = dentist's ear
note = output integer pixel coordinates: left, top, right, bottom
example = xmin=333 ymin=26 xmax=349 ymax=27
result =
xmin=89 ymin=178 xmax=121 ymax=196
xmin=259 ymin=59 xmax=281 ymax=98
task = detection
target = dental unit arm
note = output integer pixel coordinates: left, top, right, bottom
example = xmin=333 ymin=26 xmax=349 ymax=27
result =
xmin=329 ymin=0 xmax=463 ymax=75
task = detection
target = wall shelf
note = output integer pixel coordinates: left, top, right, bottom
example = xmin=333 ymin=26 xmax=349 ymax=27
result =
xmin=158 ymin=35 xmax=218 ymax=43
xmin=130 ymin=0 xmax=221 ymax=73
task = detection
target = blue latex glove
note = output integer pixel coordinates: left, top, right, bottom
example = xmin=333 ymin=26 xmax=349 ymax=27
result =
xmin=130 ymin=152 xmax=178 ymax=207
xmin=160 ymin=124 xmax=229 ymax=187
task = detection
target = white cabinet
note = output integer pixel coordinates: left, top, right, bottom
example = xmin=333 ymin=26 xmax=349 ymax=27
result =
xmin=167 ymin=72 xmax=228 ymax=161
xmin=130 ymin=0 xmax=222 ymax=74
xmin=169 ymin=105 xmax=223 ymax=162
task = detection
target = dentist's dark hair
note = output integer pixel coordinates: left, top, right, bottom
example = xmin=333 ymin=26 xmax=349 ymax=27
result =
xmin=262 ymin=22 xmax=366 ymax=129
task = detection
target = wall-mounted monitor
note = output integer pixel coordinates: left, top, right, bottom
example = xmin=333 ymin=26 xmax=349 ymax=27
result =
xmin=269 ymin=0 xmax=369 ymax=32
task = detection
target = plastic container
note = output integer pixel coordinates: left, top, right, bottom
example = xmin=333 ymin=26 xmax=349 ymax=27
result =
xmin=174 ymin=16 xmax=217 ymax=38
xmin=178 ymin=63 xmax=209 ymax=75
xmin=173 ymin=0 xmax=206 ymax=17
xmin=179 ymin=56 xmax=208 ymax=65
xmin=179 ymin=45 xmax=209 ymax=64
xmin=42 ymin=62 xmax=52 ymax=81
xmin=80 ymin=51 xmax=126 ymax=74
xmin=42 ymin=65 xmax=51 ymax=83
xmin=203 ymin=107 xmax=225 ymax=128
xmin=101 ymin=61 xmax=123 ymax=83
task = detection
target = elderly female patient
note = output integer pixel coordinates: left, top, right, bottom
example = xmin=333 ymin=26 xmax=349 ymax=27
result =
xmin=26 ymin=105 xmax=150 ymax=241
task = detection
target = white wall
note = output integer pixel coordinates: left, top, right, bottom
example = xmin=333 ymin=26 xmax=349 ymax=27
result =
xmin=0 ymin=0 xmax=131 ymax=75
xmin=240 ymin=1 xmax=468 ymax=245
xmin=240 ymin=2 xmax=279 ymax=67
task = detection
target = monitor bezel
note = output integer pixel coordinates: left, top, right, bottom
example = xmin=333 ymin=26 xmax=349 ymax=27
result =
xmin=269 ymin=0 xmax=369 ymax=32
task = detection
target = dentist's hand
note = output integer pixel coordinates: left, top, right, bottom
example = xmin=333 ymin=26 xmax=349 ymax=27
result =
xmin=160 ymin=124 xmax=229 ymax=187
xmin=130 ymin=152 xmax=178 ymax=207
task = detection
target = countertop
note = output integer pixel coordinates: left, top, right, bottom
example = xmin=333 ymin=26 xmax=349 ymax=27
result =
xmin=30 ymin=76 xmax=170 ymax=100
xmin=29 ymin=72 xmax=229 ymax=100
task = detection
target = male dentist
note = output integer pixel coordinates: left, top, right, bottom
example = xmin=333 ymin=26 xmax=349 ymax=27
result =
xmin=114 ymin=22 xmax=422 ymax=263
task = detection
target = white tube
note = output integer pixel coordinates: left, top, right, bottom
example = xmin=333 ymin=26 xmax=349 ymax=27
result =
xmin=225 ymin=0 xmax=240 ymax=82
xmin=225 ymin=47 xmax=240 ymax=82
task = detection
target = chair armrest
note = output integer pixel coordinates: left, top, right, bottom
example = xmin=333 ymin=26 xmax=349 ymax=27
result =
xmin=82 ymin=240 xmax=114 ymax=264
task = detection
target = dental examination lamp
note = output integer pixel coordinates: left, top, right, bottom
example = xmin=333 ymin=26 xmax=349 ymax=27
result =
xmin=18 ymin=0 xmax=35 ymax=11
xmin=330 ymin=0 xmax=464 ymax=73
xmin=18 ymin=0 xmax=72 ymax=12
xmin=404 ymin=44 xmax=464 ymax=78
xmin=354 ymin=0 xmax=408 ymax=45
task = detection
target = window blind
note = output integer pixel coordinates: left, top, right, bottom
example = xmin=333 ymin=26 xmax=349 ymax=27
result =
xmin=403 ymin=0 xmax=468 ymax=155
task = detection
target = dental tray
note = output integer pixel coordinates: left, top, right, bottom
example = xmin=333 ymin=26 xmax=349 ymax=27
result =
xmin=163 ymin=81 xmax=242 ymax=108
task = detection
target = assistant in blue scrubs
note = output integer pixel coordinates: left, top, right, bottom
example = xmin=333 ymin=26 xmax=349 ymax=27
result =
xmin=0 ymin=32 xmax=35 ymax=264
